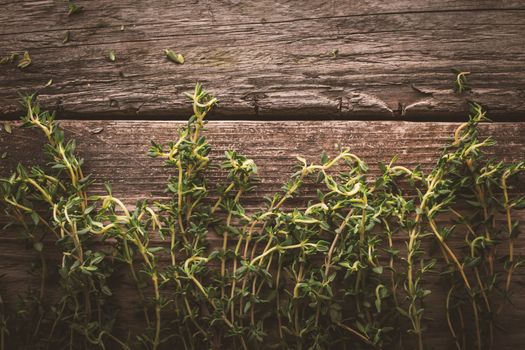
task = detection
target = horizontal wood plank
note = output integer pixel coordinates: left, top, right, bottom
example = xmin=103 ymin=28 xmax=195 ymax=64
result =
xmin=1 ymin=1 xmax=525 ymax=119
xmin=1 ymin=119 xmax=524 ymax=200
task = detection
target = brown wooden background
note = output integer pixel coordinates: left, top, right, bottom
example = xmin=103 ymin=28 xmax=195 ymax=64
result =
xmin=1 ymin=1 xmax=524 ymax=349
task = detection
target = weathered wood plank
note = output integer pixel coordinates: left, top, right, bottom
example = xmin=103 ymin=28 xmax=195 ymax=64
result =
xmin=1 ymin=119 xmax=524 ymax=200
xmin=1 ymin=120 xmax=524 ymax=243
xmin=1 ymin=1 xmax=525 ymax=119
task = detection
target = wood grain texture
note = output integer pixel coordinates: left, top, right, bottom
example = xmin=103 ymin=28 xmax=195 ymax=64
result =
xmin=1 ymin=0 xmax=525 ymax=119
xmin=0 ymin=120 xmax=524 ymax=348
xmin=1 ymin=119 xmax=524 ymax=201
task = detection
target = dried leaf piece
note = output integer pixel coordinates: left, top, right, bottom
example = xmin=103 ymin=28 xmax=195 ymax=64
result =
xmin=164 ymin=49 xmax=184 ymax=64
xmin=1 ymin=53 xmax=18 ymax=65
xmin=63 ymin=30 xmax=70 ymax=43
xmin=68 ymin=3 xmax=83 ymax=16
xmin=329 ymin=49 xmax=339 ymax=58
xmin=3 ymin=123 xmax=12 ymax=134
xmin=17 ymin=51 xmax=31 ymax=69
xmin=108 ymin=51 xmax=116 ymax=62
xmin=1 ymin=152 xmax=7 ymax=159
xmin=44 ymin=79 xmax=53 ymax=87
xmin=89 ymin=127 xmax=104 ymax=134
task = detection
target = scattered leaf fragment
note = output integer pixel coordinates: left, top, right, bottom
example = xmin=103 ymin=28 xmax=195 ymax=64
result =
xmin=68 ymin=3 xmax=83 ymax=16
xmin=164 ymin=49 xmax=184 ymax=64
xmin=108 ymin=51 xmax=116 ymax=62
xmin=452 ymin=68 xmax=471 ymax=94
xmin=90 ymin=127 xmax=104 ymax=134
xmin=33 ymin=242 xmax=43 ymax=252
xmin=1 ymin=53 xmax=18 ymax=65
xmin=17 ymin=51 xmax=32 ymax=69
xmin=120 ymin=25 xmax=125 ymax=31
xmin=101 ymin=285 xmax=112 ymax=296
xmin=329 ymin=49 xmax=339 ymax=58
xmin=3 ymin=122 xmax=12 ymax=134
xmin=44 ymin=79 xmax=53 ymax=87
xmin=63 ymin=30 xmax=70 ymax=43
xmin=1 ymin=152 xmax=7 ymax=159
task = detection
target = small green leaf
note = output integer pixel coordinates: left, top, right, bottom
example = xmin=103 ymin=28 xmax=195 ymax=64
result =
xmin=17 ymin=51 xmax=31 ymax=69
xmin=33 ymin=242 xmax=44 ymax=252
xmin=101 ymin=285 xmax=112 ymax=296
xmin=3 ymin=123 xmax=12 ymax=134
xmin=396 ymin=306 xmax=409 ymax=318
xmin=68 ymin=3 xmax=83 ymax=16
xmin=0 ymin=53 xmax=17 ymax=65
xmin=148 ymin=247 xmax=164 ymax=254
xmin=372 ymin=266 xmax=383 ymax=275
xmin=108 ymin=51 xmax=116 ymax=62
xmin=63 ymin=30 xmax=70 ymax=44
xmin=164 ymin=49 xmax=184 ymax=64
xmin=452 ymin=69 xmax=471 ymax=94
xmin=31 ymin=211 xmax=39 ymax=225
xmin=91 ymin=255 xmax=104 ymax=265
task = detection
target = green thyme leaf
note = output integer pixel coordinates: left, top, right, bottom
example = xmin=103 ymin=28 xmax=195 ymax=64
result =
xmin=0 ymin=53 xmax=18 ymax=65
xmin=164 ymin=49 xmax=184 ymax=64
xmin=108 ymin=51 xmax=116 ymax=62
xmin=33 ymin=242 xmax=43 ymax=252
xmin=63 ymin=30 xmax=70 ymax=43
xmin=67 ymin=3 xmax=83 ymax=16
xmin=17 ymin=51 xmax=31 ymax=69
xmin=452 ymin=68 xmax=471 ymax=94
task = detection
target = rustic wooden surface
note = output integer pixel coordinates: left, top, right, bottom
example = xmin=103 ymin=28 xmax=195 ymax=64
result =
xmin=1 ymin=0 xmax=525 ymax=119
xmin=0 ymin=120 xmax=524 ymax=349
xmin=1 ymin=120 xmax=524 ymax=201
xmin=1 ymin=0 xmax=525 ymax=348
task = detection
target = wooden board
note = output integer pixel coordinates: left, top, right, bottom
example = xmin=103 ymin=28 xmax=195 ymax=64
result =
xmin=1 ymin=120 xmax=524 ymax=200
xmin=2 ymin=0 xmax=525 ymax=348
xmin=0 ymin=120 xmax=524 ymax=348
xmin=1 ymin=1 xmax=525 ymax=119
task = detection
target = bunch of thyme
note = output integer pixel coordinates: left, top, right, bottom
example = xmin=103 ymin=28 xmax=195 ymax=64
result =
xmin=0 ymin=84 xmax=523 ymax=350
